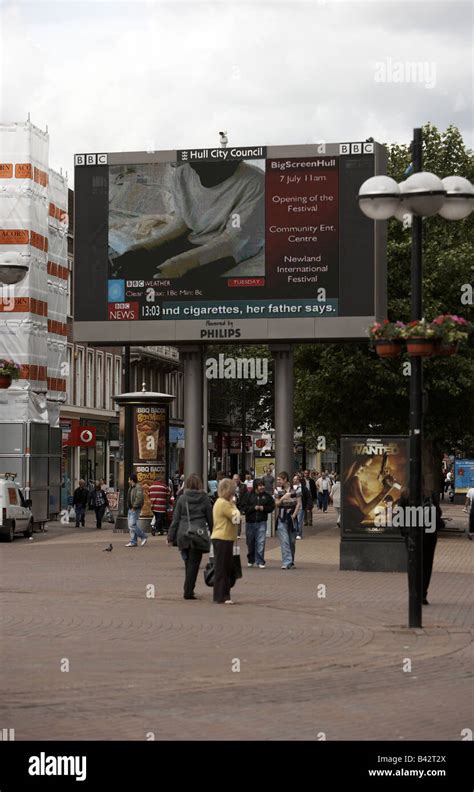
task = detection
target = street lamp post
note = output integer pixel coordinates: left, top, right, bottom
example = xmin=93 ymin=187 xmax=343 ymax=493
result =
xmin=408 ymin=127 xmax=424 ymax=628
xmin=358 ymin=129 xmax=473 ymax=628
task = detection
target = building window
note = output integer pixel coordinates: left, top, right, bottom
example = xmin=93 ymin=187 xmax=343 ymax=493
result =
xmin=96 ymin=351 xmax=104 ymax=409
xmin=66 ymin=344 xmax=73 ymax=404
xmin=114 ymin=357 xmax=121 ymax=400
xmin=75 ymin=346 xmax=84 ymax=406
xmin=86 ymin=349 xmax=94 ymax=407
xmin=106 ymin=354 xmax=113 ymax=410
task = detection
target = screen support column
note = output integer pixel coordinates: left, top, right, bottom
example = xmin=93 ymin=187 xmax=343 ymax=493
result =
xmin=182 ymin=346 xmax=203 ymax=479
xmin=270 ymin=345 xmax=294 ymax=476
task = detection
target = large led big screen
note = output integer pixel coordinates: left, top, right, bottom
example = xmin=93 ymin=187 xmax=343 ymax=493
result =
xmin=74 ymin=142 xmax=387 ymax=344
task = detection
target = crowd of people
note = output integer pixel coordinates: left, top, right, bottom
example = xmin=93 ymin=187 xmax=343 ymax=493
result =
xmin=71 ymin=463 xmax=473 ymax=606
xmin=121 ymin=467 xmax=342 ymax=603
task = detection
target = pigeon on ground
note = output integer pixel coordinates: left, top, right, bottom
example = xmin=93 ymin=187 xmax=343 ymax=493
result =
xmin=103 ymin=544 xmax=113 ymax=552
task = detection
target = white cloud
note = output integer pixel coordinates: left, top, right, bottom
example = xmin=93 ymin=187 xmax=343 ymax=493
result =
xmin=1 ymin=0 xmax=472 ymax=182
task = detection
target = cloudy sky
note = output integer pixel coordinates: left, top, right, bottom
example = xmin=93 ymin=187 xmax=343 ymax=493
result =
xmin=1 ymin=0 xmax=472 ymax=179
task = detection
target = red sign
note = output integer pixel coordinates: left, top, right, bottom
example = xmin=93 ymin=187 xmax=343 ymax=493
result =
xmin=64 ymin=426 xmax=97 ymax=447
xmin=255 ymin=438 xmax=266 ymax=448
xmin=108 ymin=302 xmax=139 ymax=321
xmin=227 ymin=278 xmax=265 ymax=288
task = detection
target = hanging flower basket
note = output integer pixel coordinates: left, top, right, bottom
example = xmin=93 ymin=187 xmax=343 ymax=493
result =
xmin=369 ymin=320 xmax=406 ymax=358
xmin=406 ymin=338 xmax=436 ymax=356
xmin=0 ymin=359 xmax=20 ymax=388
xmin=431 ymin=315 xmax=470 ymax=356
xmin=434 ymin=340 xmax=460 ymax=356
xmin=374 ymin=339 xmax=403 ymax=358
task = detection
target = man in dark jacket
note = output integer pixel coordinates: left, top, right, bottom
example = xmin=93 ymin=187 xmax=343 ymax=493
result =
xmin=303 ymin=470 xmax=316 ymax=526
xmin=242 ymin=479 xmax=274 ymax=568
xmin=72 ymin=479 xmax=89 ymax=527
xmin=125 ymin=473 xmax=148 ymax=547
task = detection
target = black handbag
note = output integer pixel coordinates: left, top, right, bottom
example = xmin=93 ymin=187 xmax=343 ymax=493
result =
xmin=203 ymin=558 xmax=215 ymax=587
xmin=185 ymin=500 xmax=211 ymax=553
xmin=230 ymin=542 xmax=242 ymax=587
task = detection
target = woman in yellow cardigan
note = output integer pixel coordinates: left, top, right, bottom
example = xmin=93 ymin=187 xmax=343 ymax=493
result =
xmin=211 ymin=478 xmax=242 ymax=604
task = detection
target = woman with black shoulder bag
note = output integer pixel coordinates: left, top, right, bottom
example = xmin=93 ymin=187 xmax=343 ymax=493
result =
xmin=167 ymin=474 xmax=213 ymax=600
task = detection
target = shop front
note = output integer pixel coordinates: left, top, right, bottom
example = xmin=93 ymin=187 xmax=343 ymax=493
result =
xmin=60 ymin=416 xmax=119 ymax=495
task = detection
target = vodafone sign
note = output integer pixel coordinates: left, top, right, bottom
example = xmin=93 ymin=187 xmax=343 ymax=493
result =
xmin=64 ymin=426 xmax=97 ymax=447
xmin=78 ymin=428 xmax=96 ymax=446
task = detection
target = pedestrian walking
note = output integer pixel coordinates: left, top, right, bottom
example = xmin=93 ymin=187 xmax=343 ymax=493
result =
xmin=292 ymin=474 xmax=305 ymax=539
xmin=243 ymin=472 xmax=254 ymax=493
xmin=242 ymin=479 xmax=274 ymax=567
xmin=211 ymin=478 xmax=242 ymax=604
xmin=125 ymin=473 xmax=148 ymax=547
xmin=274 ymin=472 xmax=301 ymax=569
xmin=89 ymin=481 xmax=109 ymax=529
xmin=148 ymin=473 xmax=170 ymax=535
xmin=261 ymin=466 xmax=275 ymax=495
xmin=316 ymin=472 xmax=331 ymax=512
xmin=398 ymin=488 xmax=444 ymax=604
xmin=72 ymin=479 xmax=89 ymax=527
xmin=330 ymin=474 xmax=341 ymax=526
xmin=167 ymin=474 xmax=213 ymax=600
xmin=303 ymin=470 xmax=316 ymax=526
xmin=465 ymin=486 xmax=474 ymax=539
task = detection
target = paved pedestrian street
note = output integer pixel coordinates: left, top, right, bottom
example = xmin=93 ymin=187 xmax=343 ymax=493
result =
xmin=1 ymin=505 xmax=472 ymax=742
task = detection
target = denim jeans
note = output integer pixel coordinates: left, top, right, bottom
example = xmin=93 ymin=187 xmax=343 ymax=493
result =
xmin=75 ymin=504 xmax=86 ymax=527
xmin=320 ymin=490 xmax=329 ymax=511
xmin=246 ymin=520 xmax=267 ymax=565
xmin=128 ymin=508 xmax=147 ymax=545
xmin=296 ymin=509 xmax=304 ymax=537
xmin=277 ymin=518 xmax=296 ymax=567
xmin=95 ymin=504 xmax=106 ymax=529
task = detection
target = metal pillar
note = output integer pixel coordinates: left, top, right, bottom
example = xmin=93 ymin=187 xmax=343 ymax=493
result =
xmin=241 ymin=379 xmax=247 ymax=476
xmin=182 ymin=347 xmax=203 ymax=479
xmin=202 ymin=347 xmax=208 ymax=491
xmin=408 ymin=127 xmax=424 ymax=628
xmin=123 ymin=345 xmax=131 ymax=393
xmin=270 ymin=345 xmax=294 ymax=476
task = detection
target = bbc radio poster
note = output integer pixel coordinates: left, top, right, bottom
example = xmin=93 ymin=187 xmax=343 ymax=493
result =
xmin=132 ymin=405 xmax=167 ymax=518
xmin=341 ymin=436 xmax=409 ymax=537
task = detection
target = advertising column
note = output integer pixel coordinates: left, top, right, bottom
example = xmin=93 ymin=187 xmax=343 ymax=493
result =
xmin=114 ymin=387 xmax=174 ymax=533
xmin=132 ymin=405 xmax=167 ymax=518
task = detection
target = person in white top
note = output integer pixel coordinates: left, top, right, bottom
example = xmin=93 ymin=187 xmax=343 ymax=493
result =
xmin=244 ymin=473 xmax=254 ymax=493
xmin=330 ymin=475 xmax=341 ymax=526
xmin=316 ymin=473 xmax=332 ymax=512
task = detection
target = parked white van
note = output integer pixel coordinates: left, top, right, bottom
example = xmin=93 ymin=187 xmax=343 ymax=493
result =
xmin=0 ymin=473 xmax=34 ymax=542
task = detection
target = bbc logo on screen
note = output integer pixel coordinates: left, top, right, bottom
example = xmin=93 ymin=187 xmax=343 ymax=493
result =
xmin=339 ymin=143 xmax=374 ymax=155
xmin=75 ymin=154 xmax=108 ymax=166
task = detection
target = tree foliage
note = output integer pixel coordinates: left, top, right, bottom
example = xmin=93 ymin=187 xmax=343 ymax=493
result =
xmin=207 ymin=344 xmax=273 ymax=429
xmin=294 ymin=124 xmax=474 ymax=456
